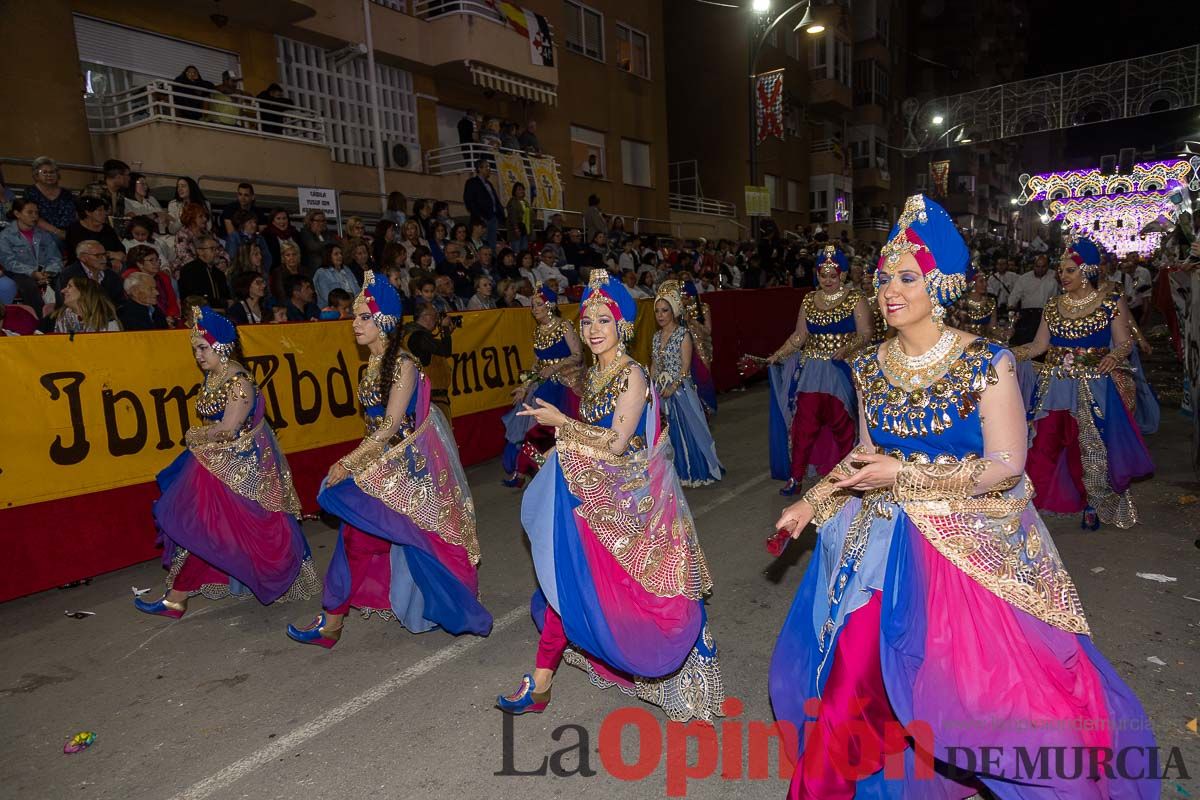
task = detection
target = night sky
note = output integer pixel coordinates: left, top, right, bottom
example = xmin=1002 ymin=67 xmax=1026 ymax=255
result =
xmin=1021 ymin=0 xmax=1199 ymax=164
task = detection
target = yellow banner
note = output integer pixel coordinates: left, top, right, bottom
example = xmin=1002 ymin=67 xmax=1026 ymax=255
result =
xmin=0 ymin=301 xmax=655 ymax=509
xmin=494 ymin=149 xmax=528 ymax=204
xmin=530 ymin=155 xmax=563 ymax=210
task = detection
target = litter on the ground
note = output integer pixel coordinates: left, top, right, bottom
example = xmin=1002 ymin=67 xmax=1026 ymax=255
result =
xmin=1146 ymin=656 xmax=1167 ymax=666
xmin=1178 ymin=495 xmax=1198 ymax=505
xmin=63 ymin=732 xmax=95 ymax=754
xmin=1090 ymin=566 xmax=1106 ymax=573
xmin=131 ymin=586 xmax=152 ymax=597
xmin=1135 ymin=573 xmax=1177 ymax=583
xmin=64 ymin=611 xmax=95 ymax=619
xmin=1184 ymin=596 xmax=1200 ymax=603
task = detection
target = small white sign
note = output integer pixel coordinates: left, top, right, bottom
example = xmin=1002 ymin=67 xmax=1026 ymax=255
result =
xmin=298 ymin=186 xmax=339 ymax=219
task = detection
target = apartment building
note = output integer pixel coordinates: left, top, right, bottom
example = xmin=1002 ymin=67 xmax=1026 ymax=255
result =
xmin=664 ymin=0 xmax=911 ymax=243
xmin=1 ymin=0 xmax=672 ymax=228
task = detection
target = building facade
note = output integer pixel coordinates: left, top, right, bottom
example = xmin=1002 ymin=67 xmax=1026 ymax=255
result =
xmin=0 ymin=0 xmax=673 ymax=231
xmin=664 ymin=0 xmax=912 ymax=243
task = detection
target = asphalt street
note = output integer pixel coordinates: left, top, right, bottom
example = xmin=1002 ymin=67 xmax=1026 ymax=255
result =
xmin=1 ymin=382 xmax=1197 ymax=800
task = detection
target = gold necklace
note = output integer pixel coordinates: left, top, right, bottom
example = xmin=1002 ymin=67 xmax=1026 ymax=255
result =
xmin=882 ymin=330 xmax=963 ymax=391
xmin=815 ymin=287 xmax=848 ymax=309
xmin=588 ymin=354 xmax=629 ymax=395
xmin=1058 ymin=290 xmax=1104 ymax=320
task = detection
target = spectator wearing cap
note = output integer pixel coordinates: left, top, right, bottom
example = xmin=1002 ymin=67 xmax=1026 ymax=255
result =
xmin=220 ymin=182 xmax=268 ymax=235
xmin=24 ymin=157 xmax=78 ymax=240
xmin=0 ymin=198 xmax=63 ymax=311
xmin=66 ymin=195 xmax=126 ymax=271
xmin=463 ymin=158 xmax=505 ymax=250
xmin=58 ymin=240 xmax=124 ymax=307
xmin=177 ymin=234 xmax=232 ymax=308
xmin=118 ymin=272 xmax=168 ymax=330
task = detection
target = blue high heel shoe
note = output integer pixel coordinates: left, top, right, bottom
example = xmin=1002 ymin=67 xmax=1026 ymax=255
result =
xmin=779 ymin=479 xmax=799 ymax=497
xmin=501 ymin=473 xmax=525 ymax=489
xmin=496 ymin=673 xmax=551 ymax=715
xmin=134 ymin=595 xmax=187 ymax=619
xmin=286 ymin=613 xmax=342 ymax=649
xmin=1081 ymin=506 xmax=1100 ymax=531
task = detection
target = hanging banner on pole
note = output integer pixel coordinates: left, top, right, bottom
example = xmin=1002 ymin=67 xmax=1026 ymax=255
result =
xmin=930 ymin=161 xmax=951 ymax=198
xmin=745 ymin=185 xmax=771 ymax=217
xmin=486 ymin=1 xmax=555 ymax=66
xmin=755 ymin=70 xmax=785 ymax=144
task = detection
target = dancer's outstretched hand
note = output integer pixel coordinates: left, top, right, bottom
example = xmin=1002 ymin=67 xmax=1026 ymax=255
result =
xmin=832 ymin=452 xmax=901 ymax=491
xmin=776 ymin=500 xmax=815 ymax=539
xmin=517 ymin=398 xmax=568 ymax=428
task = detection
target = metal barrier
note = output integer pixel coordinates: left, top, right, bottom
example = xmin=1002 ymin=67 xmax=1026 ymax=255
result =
xmin=852 ymin=218 xmax=891 ymax=232
xmin=84 ymin=79 xmax=327 ymax=147
xmin=669 ymin=193 xmax=736 ymax=218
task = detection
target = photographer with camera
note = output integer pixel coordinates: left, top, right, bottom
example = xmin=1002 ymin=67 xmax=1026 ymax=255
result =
xmin=405 ymin=300 xmax=458 ymax=427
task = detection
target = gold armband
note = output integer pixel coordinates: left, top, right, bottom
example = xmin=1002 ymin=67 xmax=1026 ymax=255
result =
xmin=185 ymin=424 xmax=235 ymax=447
xmin=339 ymin=437 xmax=386 ymax=474
xmin=769 ymin=333 xmax=804 ymax=363
xmin=557 ymin=418 xmax=619 ymax=455
xmin=801 ymin=460 xmax=857 ymax=525
xmin=1010 ymin=344 xmax=1032 ymax=362
xmin=893 ymin=457 xmax=990 ymax=503
xmin=1110 ymin=339 xmax=1133 ymax=360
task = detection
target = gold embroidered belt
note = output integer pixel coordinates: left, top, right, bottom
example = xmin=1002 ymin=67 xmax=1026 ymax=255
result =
xmin=801 ymin=332 xmax=857 ymax=361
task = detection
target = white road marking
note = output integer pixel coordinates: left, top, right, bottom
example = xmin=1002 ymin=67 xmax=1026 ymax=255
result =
xmin=169 ymin=463 xmax=772 ymax=800
xmin=168 ymin=605 xmax=528 ymax=800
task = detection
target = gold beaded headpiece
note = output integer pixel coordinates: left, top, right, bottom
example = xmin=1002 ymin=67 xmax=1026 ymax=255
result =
xmin=190 ymin=305 xmax=236 ymax=358
xmin=875 ymin=194 xmax=969 ymax=307
xmin=654 ymin=279 xmax=684 ymax=319
xmin=581 ymin=269 xmax=636 ymax=341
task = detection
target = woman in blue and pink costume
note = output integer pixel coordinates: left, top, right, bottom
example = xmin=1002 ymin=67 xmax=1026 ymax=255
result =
xmin=135 ymin=306 xmax=319 ymax=619
xmin=500 ymin=282 xmax=582 ymax=488
xmin=681 ymin=278 xmax=718 ymax=415
xmin=1017 ymin=237 xmax=1155 ymax=530
xmin=652 ymin=280 xmax=724 ymax=486
xmin=497 ymin=270 xmax=724 ymax=721
xmin=287 ymin=272 xmax=491 ymax=647
xmin=769 ymin=195 xmax=1158 ymax=799
xmin=767 ymin=245 xmax=873 ymax=496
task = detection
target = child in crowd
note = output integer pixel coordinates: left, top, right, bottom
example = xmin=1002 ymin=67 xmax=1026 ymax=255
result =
xmin=320 ymin=288 xmax=353 ymax=320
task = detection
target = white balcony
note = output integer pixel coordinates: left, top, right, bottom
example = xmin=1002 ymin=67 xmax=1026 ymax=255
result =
xmin=668 ymin=194 xmax=736 ymax=218
xmin=425 ymin=143 xmax=562 ymax=180
xmin=84 ymin=79 xmax=327 ymax=145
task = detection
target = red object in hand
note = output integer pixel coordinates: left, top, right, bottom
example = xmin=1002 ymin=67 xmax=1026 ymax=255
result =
xmin=766 ymin=529 xmax=792 ymax=557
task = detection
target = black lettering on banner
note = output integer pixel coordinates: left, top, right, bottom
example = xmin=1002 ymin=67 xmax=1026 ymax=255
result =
xmin=40 ymin=372 xmax=90 ymax=465
xmin=480 ymin=346 xmax=504 ymax=390
xmin=326 ymin=350 xmax=358 ymax=418
xmin=452 ymin=351 xmax=481 ymax=396
xmin=245 ymin=354 xmax=287 ymax=430
xmin=549 ymin=724 xmax=595 ymax=777
xmin=501 ymin=344 xmax=522 ymax=385
xmin=102 ymin=388 xmax=148 ymax=457
xmin=150 ymin=384 xmax=200 ymax=450
xmin=495 ymin=711 xmax=548 ymax=776
xmin=285 ymin=353 xmax=322 ymax=425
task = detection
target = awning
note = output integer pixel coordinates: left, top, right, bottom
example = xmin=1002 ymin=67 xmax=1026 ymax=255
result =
xmin=468 ymin=63 xmax=557 ymax=106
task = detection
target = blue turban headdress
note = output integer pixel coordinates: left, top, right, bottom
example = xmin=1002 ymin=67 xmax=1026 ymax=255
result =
xmin=815 ymin=245 xmax=849 ymax=285
xmin=580 ymin=269 xmax=637 ymax=341
xmin=876 ymin=194 xmax=969 ymax=306
xmin=354 ymin=270 xmax=403 ymax=334
xmin=191 ymin=305 xmax=238 ymax=358
xmin=1065 ymin=237 xmax=1102 ymax=282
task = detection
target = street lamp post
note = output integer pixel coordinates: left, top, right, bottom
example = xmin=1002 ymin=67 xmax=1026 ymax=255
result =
xmin=748 ymin=0 xmax=818 ymax=238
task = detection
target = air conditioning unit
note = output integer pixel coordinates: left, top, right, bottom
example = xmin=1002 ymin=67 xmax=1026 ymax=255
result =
xmin=957 ymin=175 xmax=976 ymax=193
xmin=385 ymin=141 xmax=419 ymax=171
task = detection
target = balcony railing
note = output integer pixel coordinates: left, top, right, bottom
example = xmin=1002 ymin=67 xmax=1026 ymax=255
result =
xmin=424 ymin=142 xmax=563 ymax=182
xmin=853 ymin=217 xmax=891 ymax=231
xmin=669 ymin=194 xmax=736 ymax=218
xmin=84 ymin=79 xmax=326 ymax=146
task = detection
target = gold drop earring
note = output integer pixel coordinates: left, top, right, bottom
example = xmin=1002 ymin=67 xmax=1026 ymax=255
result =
xmin=931 ymin=303 xmax=946 ymax=332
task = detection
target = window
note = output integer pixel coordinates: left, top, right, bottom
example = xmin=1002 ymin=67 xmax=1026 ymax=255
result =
xmin=765 ymin=174 xmax=780 ymax=209
xmin=571 ymin=125 xmax=606 ymax=177
xmin=277 ymin=37 xmax=419 ymax=168
xmin=834 ymin=37 xmax=852 ymax=87
xmin=854 ymin=60 xmax=889 ymax=104
xmin=787 ymin=180 xmax=801 ymax=212
xmin=849 ymin=139 xmax=870 ymax=169
xmin=621 ymin=139 xmax=652 ymax=187
xmin=809 ymin=32 xmax=828 ymax=75
xmin=877 ymin=10 xmax=890 ymax=45
xmin=616 ymin=23 xmax=649 ymax=78
xmin=809 ymin=189 xmax=828 ymax=223
xmin=564 ymin=0 xmax=604 ymax=61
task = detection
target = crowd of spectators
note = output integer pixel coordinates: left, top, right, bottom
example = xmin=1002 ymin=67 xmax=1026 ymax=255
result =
xmin=0 ymin=151 xmax=1170 ymax=344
